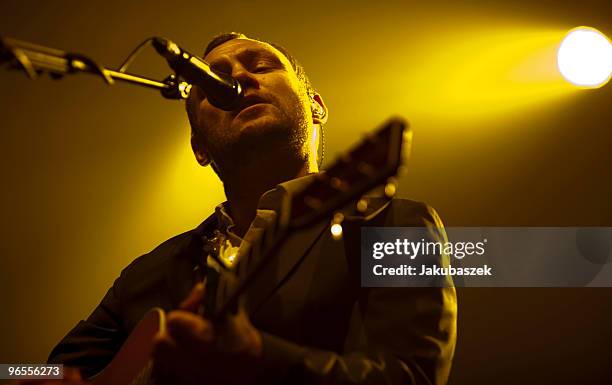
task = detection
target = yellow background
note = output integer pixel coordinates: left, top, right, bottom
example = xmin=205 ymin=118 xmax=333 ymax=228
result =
xmin=1 ymin=1 xmax=611 ymax=383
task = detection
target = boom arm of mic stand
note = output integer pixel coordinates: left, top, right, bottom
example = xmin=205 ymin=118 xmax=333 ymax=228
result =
xmin=0 ymin=36 xmax=191 ymax=100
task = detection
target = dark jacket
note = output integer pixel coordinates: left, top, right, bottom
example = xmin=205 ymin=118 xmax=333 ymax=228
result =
xmin=48 ymin=178 xmax=457 ymax=385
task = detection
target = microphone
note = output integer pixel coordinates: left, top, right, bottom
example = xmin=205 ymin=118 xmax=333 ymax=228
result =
xmin=152 ymin=37 xmax=243 ymax=111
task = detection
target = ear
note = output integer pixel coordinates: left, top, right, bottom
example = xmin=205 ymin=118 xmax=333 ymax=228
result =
xmin=191 ymin=132 xmax=212 ymax=167
xmin=310 ymin=93 xmax=328 ymax=125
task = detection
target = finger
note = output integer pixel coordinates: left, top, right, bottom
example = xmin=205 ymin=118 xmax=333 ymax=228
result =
xmin=152 ymin=331 xmax=177 ymax=361
xmin=63 ymin=366 xmax=83 ymax=382
xmin=179 ymin=281 xmax=205 ymax=312
xmin=166 ymin=310 xmax=215 ymax=351
xmin=151 ymin=332 xmax=181 ymax=381
xmin=218 ymin=311 xmax=262 ymax=356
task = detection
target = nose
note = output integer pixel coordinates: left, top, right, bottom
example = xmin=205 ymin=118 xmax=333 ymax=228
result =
xmin=231 ymin=64 xmax=259 ymax=91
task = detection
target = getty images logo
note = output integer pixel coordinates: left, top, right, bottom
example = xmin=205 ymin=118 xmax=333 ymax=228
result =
xmin=372 ymin=238 xmax=487 ymax=260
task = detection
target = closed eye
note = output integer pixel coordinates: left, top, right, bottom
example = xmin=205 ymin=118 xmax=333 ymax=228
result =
xmin=250 ymin=57 xmax=282 ymax=73
xmin=252 ymin=65 xmax=273 ymax=73
xmin=251 ymin=64 xmax=275 ymax=73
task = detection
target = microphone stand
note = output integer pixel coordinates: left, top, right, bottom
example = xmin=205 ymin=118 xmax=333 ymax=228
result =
xmin=0 ymin=36 xmax=191 ymax=100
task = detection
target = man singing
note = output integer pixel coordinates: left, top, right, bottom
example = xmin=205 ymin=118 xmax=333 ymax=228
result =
xmin=48 ymin=32 xmax=457 ymax=385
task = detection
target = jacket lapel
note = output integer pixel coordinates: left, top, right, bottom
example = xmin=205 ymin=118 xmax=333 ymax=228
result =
xmin=240 ymin=174 xmax=330 ymax=314
xmin=166 ymin=213 xmax=218 ymax=310
xmin=168 ymin=174 xmax=328 ymax=316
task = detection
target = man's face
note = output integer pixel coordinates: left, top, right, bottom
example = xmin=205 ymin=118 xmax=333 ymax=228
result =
xmin=189 ymin=38 xmax=313 ymax=173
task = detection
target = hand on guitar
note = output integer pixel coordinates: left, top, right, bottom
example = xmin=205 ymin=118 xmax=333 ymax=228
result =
xmin=152 ymin=282 xmax=263 ymax=385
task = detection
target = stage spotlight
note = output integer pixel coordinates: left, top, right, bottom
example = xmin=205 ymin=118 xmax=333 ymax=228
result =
xmin=557 ymin=27 xmax=612 ymax=88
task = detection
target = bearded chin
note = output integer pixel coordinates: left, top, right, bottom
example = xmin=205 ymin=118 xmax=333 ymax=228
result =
xmin=209 ymin=105 xmax=311 ymax=177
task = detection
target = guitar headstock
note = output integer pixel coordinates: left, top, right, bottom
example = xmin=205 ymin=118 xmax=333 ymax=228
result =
xmin=289 ymin=117 xmax=410 ymax=228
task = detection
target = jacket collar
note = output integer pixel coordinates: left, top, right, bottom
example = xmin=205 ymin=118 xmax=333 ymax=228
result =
xmin=167 ymin=173 xmax=328 ymax=313
xmin=234 ymin=173 xmax=329 ymax=314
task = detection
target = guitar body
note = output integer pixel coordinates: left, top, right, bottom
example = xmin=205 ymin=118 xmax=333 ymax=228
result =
xmin=92 ymin=308 xmax=165 ymax=385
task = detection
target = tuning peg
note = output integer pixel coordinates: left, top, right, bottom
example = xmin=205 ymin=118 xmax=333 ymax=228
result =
xmin=397 ymin=164 xmax=408 ymax=177
xmin=329 ymin=177 xmax=348 ymax=192
xmin=403 ymin=128 xmax=413 ymax=141
xmin=356 ymin=197 xmax=369 ymax=213
xmin=330 ymin=212 xmax=344 ymax=240
xmin=384 ymin=177 xmax=397 ymax=198
xmin=357 ymin=161 xmax=376 ymax=177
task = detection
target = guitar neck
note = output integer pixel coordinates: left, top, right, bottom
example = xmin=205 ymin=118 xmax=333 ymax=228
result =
xmin=206 ymin=117 xmax=409 ymax=322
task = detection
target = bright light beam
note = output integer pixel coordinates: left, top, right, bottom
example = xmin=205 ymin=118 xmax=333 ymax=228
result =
xmin=557 ymin=27 xmax=612 ymax=88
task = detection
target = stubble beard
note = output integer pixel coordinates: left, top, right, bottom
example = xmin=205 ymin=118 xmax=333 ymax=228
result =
xmin=208 ymin=100 xmax=311 ymax=180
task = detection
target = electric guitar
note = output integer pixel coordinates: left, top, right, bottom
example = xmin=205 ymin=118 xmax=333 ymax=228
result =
xmin=89 ymin=117 xmax=410 ymax=385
